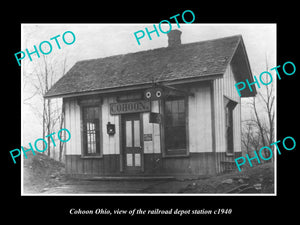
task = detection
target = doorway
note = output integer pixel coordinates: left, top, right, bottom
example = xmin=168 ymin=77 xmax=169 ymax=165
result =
xmin=121 ymin=113 xmax=143 ymax=173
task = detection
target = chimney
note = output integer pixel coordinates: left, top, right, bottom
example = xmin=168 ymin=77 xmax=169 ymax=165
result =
xmin=167 ymin=29 xmax=182 ymax=47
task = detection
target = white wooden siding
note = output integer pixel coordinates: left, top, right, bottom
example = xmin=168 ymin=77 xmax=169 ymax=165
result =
xmin=64 ymin=98 xmax=81 ymax=155
xmin=64 ymin=77 xmax=239 ymax=156
xmin=213 ymin=65 xmax=242 ymax=153
xmin=188 ymin=84 xmax=213 ymax=153
xmin=64 ymin=97 xmax=121 ymax=156
xmin=102 ymin=97 xmax=120 ymax=155
xmin=64 ymin=96 xmax=162 ymax=156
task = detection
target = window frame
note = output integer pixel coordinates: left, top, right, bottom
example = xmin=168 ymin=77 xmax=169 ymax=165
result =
xmin=78 ymin=97 xmax=103 ymax=158
xmin=224 ymin=96 xmax=237 ymax=156
xmin=161 ymin=95 xmax=189 ymax=158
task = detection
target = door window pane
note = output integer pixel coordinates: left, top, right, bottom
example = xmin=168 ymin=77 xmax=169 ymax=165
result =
xmin=133 ymin=120 xmax=140 ymax=147
xmin=126 ymin=154 xmax=133 ymax=166
xmin=135 ymin=154 xmax=141 ymax=166
xmin=126 ymin=121 xmax=132 ymax=147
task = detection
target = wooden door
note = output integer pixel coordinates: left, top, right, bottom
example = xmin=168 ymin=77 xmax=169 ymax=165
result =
xmin=122 ymin=113 xmax=143 ymax=173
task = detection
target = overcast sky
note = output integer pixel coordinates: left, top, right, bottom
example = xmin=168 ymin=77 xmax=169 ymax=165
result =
xmin=22 ymin=23 xmax=276 ymax=145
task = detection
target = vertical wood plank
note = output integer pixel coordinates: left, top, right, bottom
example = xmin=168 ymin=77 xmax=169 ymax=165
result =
xmin=86 ymin=159 xmax=92 ymax=174
xmin=119 ymin=115 xmax=123 ymax=172
xmin=143 ymin=112 xmax=153 ymax=154
xmin=77 ymin=156 xmax=83 ymax=174
xmin=214 ymin=80 xmax=219 ymax=153
xmin=188 ymin=83 xmax=212 ymax=153
xmin=92 ymin=159 xmax=98 ymax=175
xmin=71 ymin=155 xmax=77 ymax=174
xmin=107 ymin=97 xmax=115 ymax=155
xmin=68 ymin=100 xmax=75 ymax=155
xmin=115 ymin=113 xmax=120 ymax=155
xmin=65 ymin=155 xmax=70 ymax=174
xmin=152 ymin=100 xmax=161 ymax=154
xmin=102 ymin=97 xmax=110 ymax=155
xmin=74 ymin=101 xmax=81 ymax=155
xmin=64 ymin=100 xmax=70 ymax=155
xmin=188 ymin=87 xmax=196 ymax=153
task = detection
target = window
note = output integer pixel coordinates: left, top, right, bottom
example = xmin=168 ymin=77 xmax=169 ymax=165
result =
xmin=224 ymin=97 xmax=237 ymax=154
xmin=82 ymin=106 xmax=101 ymax=156
xmin=164 ymin=96 xmax=187 ymax=156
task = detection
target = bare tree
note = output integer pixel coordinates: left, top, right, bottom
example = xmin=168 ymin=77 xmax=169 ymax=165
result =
xmin=259 ymin=56 xmax=275 ymax=148
xmin=242 ymin=54 xmax=275 ymax=162
xmin=31 ymin=55 xmax=55 ymax=156
xmin=59 ymin=57 xmax=67 ymax=162
xmin=22 ymin=26 xmax=69 ymax=161
xmin=24 ymin=53 xmax=67 ymax=159
xmin=241 ymin=120 xmax=262 ymax=159
xmin=251 ymin=96 xmax=267 ymax=147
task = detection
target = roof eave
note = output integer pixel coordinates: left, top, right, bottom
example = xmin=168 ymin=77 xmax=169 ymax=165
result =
xmin=230 ymin=36 xmax=257 ymax=97
xmin=44 ymin=73 xmax=223 ymax=99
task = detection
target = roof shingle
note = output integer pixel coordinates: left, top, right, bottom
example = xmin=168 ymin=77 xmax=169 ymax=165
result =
xmin=45 ymin=35 xmax=242 ymax=98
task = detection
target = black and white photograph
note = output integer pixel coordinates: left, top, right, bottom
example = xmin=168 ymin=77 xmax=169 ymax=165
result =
xmin=21 ymin=23 xmax=276 ymax=195
xmin=3 ymin=3 xmax=299 ymax=220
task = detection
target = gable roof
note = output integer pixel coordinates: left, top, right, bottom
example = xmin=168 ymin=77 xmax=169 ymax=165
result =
xmin=44 ymin=34 xmax=255 ymax=98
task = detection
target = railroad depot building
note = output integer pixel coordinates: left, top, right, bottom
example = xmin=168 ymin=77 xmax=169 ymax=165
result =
xmin=45 ymin=30 xmax=256 ymax=177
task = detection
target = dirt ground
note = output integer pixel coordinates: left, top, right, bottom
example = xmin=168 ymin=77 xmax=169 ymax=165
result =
xmin=23 ymin=152 xmax=274 ymax=194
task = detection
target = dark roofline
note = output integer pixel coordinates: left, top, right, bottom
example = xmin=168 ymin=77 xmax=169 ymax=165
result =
xmin=64 ymin=34 xmax=245 ymax=67
xmin=44 ymin=34 xmax=250 ymax=99
xmin=44 ymin=73 xmax=222 ymax=99
xmin=227 ymin=36 xmax=256 ymax=97
xmin=226 ymin=35 xmax=241 ymax=67
xmin=238 ymin=37 xmax=256 ymax=97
